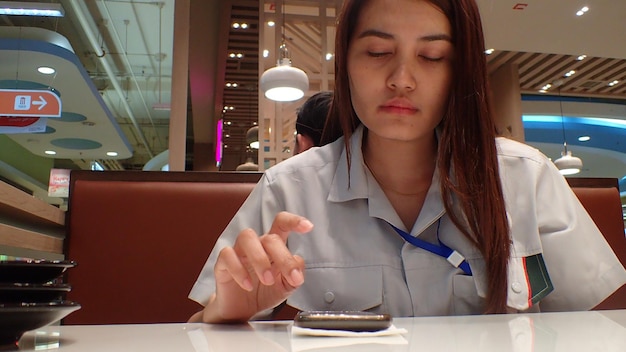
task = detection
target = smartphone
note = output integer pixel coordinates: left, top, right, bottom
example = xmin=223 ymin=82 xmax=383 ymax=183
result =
xmin=293 ymin=311 xmax=392 ymax=332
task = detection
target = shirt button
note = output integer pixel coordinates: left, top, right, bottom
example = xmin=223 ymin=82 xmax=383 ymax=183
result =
xmin=324 ymin=291 xmax=335 ymax=303
xmin=511 ymin=282 xmax=523 ymax=294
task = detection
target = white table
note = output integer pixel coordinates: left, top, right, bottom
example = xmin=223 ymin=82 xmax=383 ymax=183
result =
xmin=18 ymin=310 xmax=626 ymax=351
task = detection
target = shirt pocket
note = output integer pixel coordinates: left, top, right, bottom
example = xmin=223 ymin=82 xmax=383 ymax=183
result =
xmin=287 ymin=266 xmax=383 ymax=312
xmin=452 ymin=274 xmax=485 ymax=315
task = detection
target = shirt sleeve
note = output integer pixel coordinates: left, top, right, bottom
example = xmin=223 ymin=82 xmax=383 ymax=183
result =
xmin=534 ymin=159 xmax=626 ymax=311
xmin=188 ymin=173 xmax=283 ymax=306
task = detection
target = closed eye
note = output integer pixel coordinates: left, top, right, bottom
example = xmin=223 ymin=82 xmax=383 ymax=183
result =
xmin=368 ymin=51 xmax=391 ymax=58
xmin=420 ymin=55 xmax=444 ymax=62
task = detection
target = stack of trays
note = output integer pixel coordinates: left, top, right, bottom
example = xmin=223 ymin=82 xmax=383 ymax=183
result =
xmin=0 ymin=259 xmax=81 ymax=349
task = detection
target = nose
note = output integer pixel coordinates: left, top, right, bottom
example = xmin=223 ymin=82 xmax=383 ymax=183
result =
xmin=387 ymin=61 xmax=416 ymax=91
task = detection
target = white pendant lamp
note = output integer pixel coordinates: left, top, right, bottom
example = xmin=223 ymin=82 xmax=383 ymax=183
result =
xmin=554 ymin=143 xmax=582 ymax=175
xmin=260 ymin=54 xmax=309 ymax=101
xmin=259 ymin=2 xmax=308 ymax=102
xmin=553 ymin=87 xmax=582 ymax=175
xmin=246 ymin=126 xmax=259 ymax=149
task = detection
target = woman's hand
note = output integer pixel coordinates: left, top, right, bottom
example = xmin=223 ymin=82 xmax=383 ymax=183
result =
xmin=198 ymin=211 xmax=313 ymax=323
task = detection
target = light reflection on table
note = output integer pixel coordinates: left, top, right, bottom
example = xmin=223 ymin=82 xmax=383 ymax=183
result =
xmin=18 ymin=310 xmax=626 ymax=352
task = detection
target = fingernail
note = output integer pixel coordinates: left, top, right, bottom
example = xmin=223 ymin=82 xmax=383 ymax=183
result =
xmin=290 ymin=269 xmax=304 ymax=286
xmin=242 ymin=278 xmax=253 ymax=291
xmin=263 ymin=270 xmax=275 ymax=285
xmin=300 ymin=219 xmax=314 ymax=229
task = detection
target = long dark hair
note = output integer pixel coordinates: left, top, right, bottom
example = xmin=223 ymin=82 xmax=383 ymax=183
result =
xmin=322 ymin=0 xmax=511 ymax=314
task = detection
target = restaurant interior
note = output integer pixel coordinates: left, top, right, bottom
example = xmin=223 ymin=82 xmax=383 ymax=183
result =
xmin=0 ymin=0 xmax=624 ymax=207
xmin=1 ymin=1 xmax=626 ymax=350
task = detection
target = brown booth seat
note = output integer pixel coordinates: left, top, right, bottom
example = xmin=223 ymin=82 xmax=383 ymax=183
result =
xmin=64 ymin=170 xmax=263 ymax=324
xmin=567 ymin=178 xmax=626 ymax=310
xmin=63 ymin=172 xmax=626 ymax=325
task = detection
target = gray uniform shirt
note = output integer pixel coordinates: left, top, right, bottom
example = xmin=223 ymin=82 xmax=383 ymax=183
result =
xmin=189 ymin=125 xmax=626 ymax=316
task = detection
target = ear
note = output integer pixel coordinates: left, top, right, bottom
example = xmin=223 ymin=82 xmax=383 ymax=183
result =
xmin=295 ymin=134 xmax=315 ymax=154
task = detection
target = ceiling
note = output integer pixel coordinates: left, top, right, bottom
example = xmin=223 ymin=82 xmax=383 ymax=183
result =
xmin=0 ymin=0 xmax=625 ymax=192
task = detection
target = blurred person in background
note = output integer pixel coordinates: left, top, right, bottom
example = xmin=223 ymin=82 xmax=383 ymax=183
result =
xmin=293 ymin=91 xmax=333 ymax=155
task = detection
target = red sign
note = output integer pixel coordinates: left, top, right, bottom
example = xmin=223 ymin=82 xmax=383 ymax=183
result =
xmin=0 ymin=89 xmax=62 ymax=117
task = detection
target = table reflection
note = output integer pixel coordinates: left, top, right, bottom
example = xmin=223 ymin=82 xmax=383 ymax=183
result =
xmin=16 ymin=310 xmax=626 ymax=352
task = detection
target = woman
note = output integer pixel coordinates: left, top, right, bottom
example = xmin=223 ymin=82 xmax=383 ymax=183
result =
xmin=189 ymin=0 xmax=626 ymax=323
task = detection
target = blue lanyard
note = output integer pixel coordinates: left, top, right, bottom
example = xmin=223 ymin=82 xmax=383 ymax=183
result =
xmin=387 ymin=219 xmax=473 ymax=276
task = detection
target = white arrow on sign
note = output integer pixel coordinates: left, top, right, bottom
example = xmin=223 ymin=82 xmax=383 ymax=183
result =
xmin=32 ymin=96 xmax=48 ymax=111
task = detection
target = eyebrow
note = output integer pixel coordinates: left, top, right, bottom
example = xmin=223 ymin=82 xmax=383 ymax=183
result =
xmin=355 ymin=29 xmax=452 ymax=42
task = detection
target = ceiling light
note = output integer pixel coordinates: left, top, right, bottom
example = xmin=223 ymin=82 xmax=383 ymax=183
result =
xmin=106 ymin=151 xmax=118 ymax=157
xmin=259 ymin=2 xmax=309 ymax=102
xmin=37 ymin=66 xmax=55 ymax=74
xmin=578 ymin=136 xmax=590 ymax=142
xmin=246 ymin=126 xmax=259 ymax=149
xmin=576 ymin=6 xmax=589 ymax=16
xmin=267 ymin=21 xmax=275 ymax=27
xmin=152 ymin=103 xmax=171 ymax=111
xmin=260 ymin=46 xmax=308 ymax=102
xmin=577 ymin=54 xmax=587 ymax=61
xmin=608 ymin=80 xmax=619 ymax=87
xmin=554 ymin=150 xmax=582 ymax=175
xmin=260 ymin=54 xmax=308 ymax=101
xmin=553 ymin=87 xmax=583 ymax=175
xmin=0 ymin=1 xmax=65 ymax=17
xmin=484 ymin=48 xmax=495 ymax=55
xmin=44 ymin=150 xmax=56 ymax=155
xmin=236 ymin=157 xmax=259 ymax=171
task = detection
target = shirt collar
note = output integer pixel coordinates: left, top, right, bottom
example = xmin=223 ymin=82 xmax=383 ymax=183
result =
xmin=327 ymin=125 xmax=445 ymax=233
xmin=328 ymin=124 xmax=369 ymax=202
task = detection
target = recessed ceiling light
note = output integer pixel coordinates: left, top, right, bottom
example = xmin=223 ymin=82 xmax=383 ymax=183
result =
xmin=267 ymin=21 xmax=275 ymax=27
xmin=106 ymin=151 xmax=118 ymax=157
xmin=564 ymin=70 xmax=576 ymax=77
xmin=577 ymin=54 xmax=587 ymax=61
xmin=576 ymin=6 xmax=589 ymax=16
xmin=484 ymin=48 xmax=495 ymax=55
xmin=44 ymin=150 xmax=56 ymax=155
xmin=37 ymin=66 xmax=55 ymax=74
xmin=263 ymin=49 xmax=270 ymax=58
xmin=578 ymin=136 xmax=591 ymax=142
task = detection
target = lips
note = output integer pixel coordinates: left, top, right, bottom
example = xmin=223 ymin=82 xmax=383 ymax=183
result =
xmin=379 ymin=98 xmax=418 ymax=114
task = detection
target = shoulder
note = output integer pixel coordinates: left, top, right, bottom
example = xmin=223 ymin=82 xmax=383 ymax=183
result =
xmin=495 ymin=137 xmax=549 ymax=164
xmin=495 ymin=137 xmax=557 ymax=175
xmin=263 ymin=137 xmax=344 ymax=184
xmin=495 ymin=137 xmax=560 ymax=183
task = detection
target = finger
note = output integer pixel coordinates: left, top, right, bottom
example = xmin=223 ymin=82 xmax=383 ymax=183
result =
xmin=260 ymin=234 xmax=305 ymax=288
xmin=268 ymin=211 xmax=314 ymax=242
xmin=214 ymin=246 xmax=254 ymax=291
xmin=234 ymin=228 xmax=275 ymax=286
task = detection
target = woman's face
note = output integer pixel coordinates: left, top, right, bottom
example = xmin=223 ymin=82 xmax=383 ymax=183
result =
xmin=347 ymin=0 xmax=453 ymax=144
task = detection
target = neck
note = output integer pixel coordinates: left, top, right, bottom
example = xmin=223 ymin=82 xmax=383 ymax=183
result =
xmin=363 ymin=132 xmax=437 ymax=195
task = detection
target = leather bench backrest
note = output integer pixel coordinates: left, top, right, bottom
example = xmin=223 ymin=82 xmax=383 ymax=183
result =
xmin=63 ymin=171 xmax=262 ymax=324
xmin=63 ymin=173 xmax=625 ymax=324
xmin=569 ymin=178 xmax=626 ymax=310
